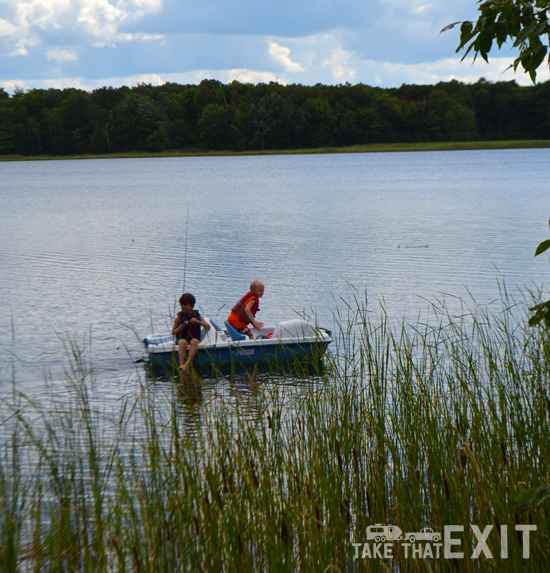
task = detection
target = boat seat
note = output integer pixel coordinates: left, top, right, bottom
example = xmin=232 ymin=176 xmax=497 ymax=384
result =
xmin=224 ymin=320 xmax=246 ymax=341
xmin=209 ymin=318 xmax=221 ymax=331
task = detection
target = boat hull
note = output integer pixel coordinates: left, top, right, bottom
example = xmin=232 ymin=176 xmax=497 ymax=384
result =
xmin=146 ymin=339 xmax=331 ymax=378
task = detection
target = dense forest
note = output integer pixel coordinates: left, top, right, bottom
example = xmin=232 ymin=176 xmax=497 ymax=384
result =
xmin=1 ymin=78 xmax=550 ymax=156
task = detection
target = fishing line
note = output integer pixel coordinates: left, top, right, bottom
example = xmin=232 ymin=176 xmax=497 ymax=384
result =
xmin=182 ymin=205 xmax=189 ymax=293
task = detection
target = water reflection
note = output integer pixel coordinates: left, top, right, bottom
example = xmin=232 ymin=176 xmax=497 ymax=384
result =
xmin=175 ymin=374 xmax=204 ymax=408
xmin=143 ymin=363 xmax=325 ymax=446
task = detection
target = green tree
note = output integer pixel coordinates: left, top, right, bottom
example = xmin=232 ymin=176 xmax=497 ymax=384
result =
xmin=27 ymin=117 xmax=42 ymax=153
xmin=60 ymin=91 xmax=91 ymax=144
xmin=425 ymin=90 xmax=477 ymax=141
xmin=42 ymin=108 xmax=66 ymax=154
xmin=0 ymin=102 xmax=15 ymax=154
xmin=444 ymin=0 xmax=550 ymax=83
xmin=471 ymin=81 xmax=493 ymax=137
xmin=199 ymin=103 xmax=233 ymax=149
xmin=112 ymin=93 xmax=160 ymax=151
xmin=357 ymin=107 xmax=384 ymax=143
xmin=147 ymin=126 xmax=170 ymax=152
xmin=332 ymin=103 xmax=358 ymax=146
xmin=296 ymin=97 xmax=333 ymax=148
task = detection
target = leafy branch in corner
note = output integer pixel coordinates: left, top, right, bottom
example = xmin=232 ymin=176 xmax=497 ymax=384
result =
xmin=442 ymin=0 xmax=550 ymax=83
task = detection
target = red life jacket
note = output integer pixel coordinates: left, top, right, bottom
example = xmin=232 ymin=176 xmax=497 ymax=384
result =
xmin=231 ymin=291 xmax=259 ymax=325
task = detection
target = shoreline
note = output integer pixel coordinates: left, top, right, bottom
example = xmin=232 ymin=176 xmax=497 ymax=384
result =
xmin=2 ymin=139 xmax=550 ymax=162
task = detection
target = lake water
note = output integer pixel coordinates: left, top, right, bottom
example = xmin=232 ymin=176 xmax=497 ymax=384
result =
xmin=1 ymin=149 xmax=549 ymax=396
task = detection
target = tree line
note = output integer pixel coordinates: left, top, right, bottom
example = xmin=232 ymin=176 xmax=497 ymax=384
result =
xmin=1 ymin=78 xmax=550 ymax=156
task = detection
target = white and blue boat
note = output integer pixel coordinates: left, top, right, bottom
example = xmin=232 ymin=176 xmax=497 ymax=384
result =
xmin=143 ymin=317 xmax=333 ymax=377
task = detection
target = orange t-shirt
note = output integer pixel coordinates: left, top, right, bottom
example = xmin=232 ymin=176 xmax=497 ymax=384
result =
xmin=227 ymin=292 xmax=259 ymax=328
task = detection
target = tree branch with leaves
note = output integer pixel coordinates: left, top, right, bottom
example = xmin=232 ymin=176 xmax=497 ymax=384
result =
xmin=443 ymin=0 xmax=550 ymax=83
xmin=444 ymin=2 xmax=550 ymax=326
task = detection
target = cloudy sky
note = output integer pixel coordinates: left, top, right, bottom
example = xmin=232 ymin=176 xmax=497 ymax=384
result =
xmin=0 ymin=0 xmax=545 ymax=93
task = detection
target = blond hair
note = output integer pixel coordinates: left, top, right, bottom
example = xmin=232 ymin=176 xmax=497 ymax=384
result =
xmin=250 ymin=280 xmax=264 ymax=292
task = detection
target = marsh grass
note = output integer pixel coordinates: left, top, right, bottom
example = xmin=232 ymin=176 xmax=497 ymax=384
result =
xmin=2 ymin=140 xmax=550 ymax=163
xmin=1 ymin=292 xmax=549 ymax=571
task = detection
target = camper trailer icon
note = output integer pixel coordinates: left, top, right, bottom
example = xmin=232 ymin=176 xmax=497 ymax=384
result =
xmin=366 ymin=524 xmax=403 ymax=542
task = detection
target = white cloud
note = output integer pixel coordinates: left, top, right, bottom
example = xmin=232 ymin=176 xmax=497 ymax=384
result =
xmin=378 ymin=0 xmax=441 ymax=13
xmin=323 ymin=46 xmax=356 ymax=83
xmin=263 ymin=29 xmax=545 ymax=87
xmin=119 ymin=0 xmax=162 ymax=11
xmin=6 ymin=0 xmax=70 ymax=54
xmin=114 ymin=32 xmax=164 ymax=42
xmin=0 ymin=18 xmax=18 ymax=37
xmin=413 ymin=4 xmax=432 ymax=15
xmin=1 ymin=76 xmax=90 ymax=92
xmin=153 ymin=69 xmax=287 ymax=86
xmin=0 ymin=68 xmax=289 ymax=93
xmin=150 ymin=68 xmax=287 ymax=86
xmin=223 ymin=69 xmax=281 ymax=84
xmin=0 ymin=0 xmax=163 ymax=54
xmin=76 ymin=0 xmax=126 ymax=46
xmin=359 ymin=55 xmax=550 ymax=86
xmin=268 ymin=41 xmax=304 ymax=73
xmin=76 ymin=0 xmax=162 ymax=46
xmin=133 ymin=72 xmax=165 ymax=85
xmin=46 ymin=47 xmax=78 ymax=61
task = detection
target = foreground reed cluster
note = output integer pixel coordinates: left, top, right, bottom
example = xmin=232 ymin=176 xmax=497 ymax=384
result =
xmin=1 ymin=293 xmax=549 ymax=571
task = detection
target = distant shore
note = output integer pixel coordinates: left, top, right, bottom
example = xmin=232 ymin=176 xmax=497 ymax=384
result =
xmin=2 ymin=139 xmax=550 ymax=162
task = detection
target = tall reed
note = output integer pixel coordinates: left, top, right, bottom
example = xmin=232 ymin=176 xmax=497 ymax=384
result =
xmin=0 ymin=292 xmax=548 ymax=571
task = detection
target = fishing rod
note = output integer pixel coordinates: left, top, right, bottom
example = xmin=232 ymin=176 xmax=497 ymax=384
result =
xmin=182 ymin=205 xmax=189 ymax=293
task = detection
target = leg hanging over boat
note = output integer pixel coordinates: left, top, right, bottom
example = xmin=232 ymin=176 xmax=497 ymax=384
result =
xmin=178 ymin=337 xmax=200 ymax=373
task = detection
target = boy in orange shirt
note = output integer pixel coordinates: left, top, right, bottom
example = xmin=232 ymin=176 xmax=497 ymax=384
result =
xmin=227 ymin=280 xmax=264 ymax=339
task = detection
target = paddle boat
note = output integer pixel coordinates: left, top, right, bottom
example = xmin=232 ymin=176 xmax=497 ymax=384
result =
xmin=143 ymin=317 xmax=333 ymax=377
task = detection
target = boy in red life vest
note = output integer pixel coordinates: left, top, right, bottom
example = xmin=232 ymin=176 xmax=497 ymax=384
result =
xmin=227 ymin=280 xmax=264 ymax=339
xmin=172 ymin=292 xmax=210 ymax=373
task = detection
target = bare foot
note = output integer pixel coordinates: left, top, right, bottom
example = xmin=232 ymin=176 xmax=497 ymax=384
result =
xmin=179 ymin=363 xmax=188 ymax=373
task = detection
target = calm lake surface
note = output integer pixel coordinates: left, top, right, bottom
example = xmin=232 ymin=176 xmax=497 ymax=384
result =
xmin=1 ymin=149 xmax=549 ymax=398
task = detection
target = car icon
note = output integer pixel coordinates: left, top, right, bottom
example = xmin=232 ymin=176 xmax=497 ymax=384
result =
xmin=405 ymin=527 xmax=441 ymax=543
xmin=366 ymin=524 xmax=403 ymax=542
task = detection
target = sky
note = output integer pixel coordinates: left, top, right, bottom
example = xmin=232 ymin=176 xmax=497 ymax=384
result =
xmin=1 ymin=0 xmax=547 ymax=94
